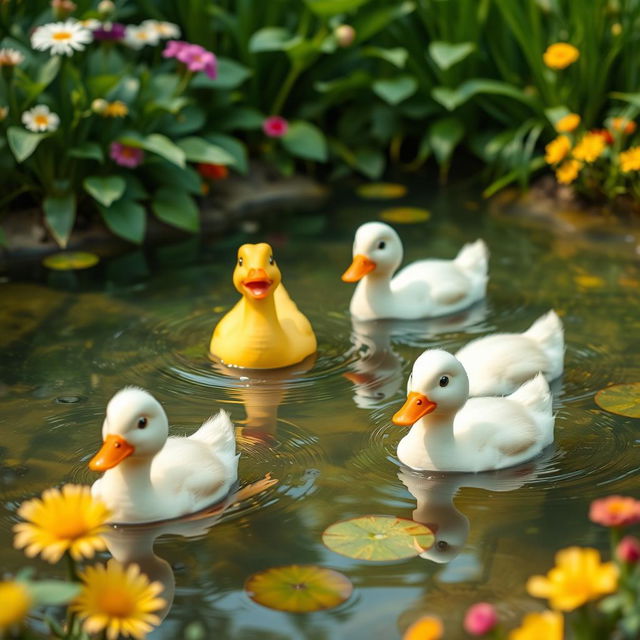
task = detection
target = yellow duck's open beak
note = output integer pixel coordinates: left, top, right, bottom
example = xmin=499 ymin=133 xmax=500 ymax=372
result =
xmin=242 ymin=267 xmax=273 ymax=299
xmin=392 ymin=392 xmax=437 ymax=426
xmin=341 ymin=254 xmax=376 ymax=282
xmin=89 ymin=434 xmax=135 ymax=471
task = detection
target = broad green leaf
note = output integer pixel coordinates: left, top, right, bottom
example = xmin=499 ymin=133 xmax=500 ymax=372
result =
xmin=143 ymin=161 xmax=201 ymax=195
xmin=315 ymin=70 xmax=372 ymax=95
xmin=362 ymin=46 xmax=408 ymax=68
xmin=69 ymin=142 xmax=104 ymax=163
xmin=322 ymin=515 xmax=434 ymax=561
xmin=282 ymin=121 xmax=328 ymax=162
xmin=304 ymin=0 xmax=370 ymax=15
xmin=119 ymin=133 xmax=185 ymax=167
xmin=206 ymin=133 xmax=248 ymax=174
xmin=354 ymin=148 xmax=385 ymax=179
xmin=432 ymin=78 xmax=537 ymax=112
xmin=249 ymin=28 xmax=295 ymax=53
xmin=29 ymin=581 xmax=81 ymax=606
xmin=595 ymin=382 xmax=640 ymax=418
xmin=35 ymin=56 xmax=61 ymax=90
xmin=353 ymin=2 xmax=415 ymax=42
xmin=99 ymin=199 xmax=146 ymax=244
xmin=43 ymin=193 xmax=76 ymax=248
xmin=428 ymin=117 xmax=464 ymax=168
xmin=7 ymin=127 xmax=47 ymax=163
xmin=177 ymin=137 xmax=235 ymax=165
xmin=83 ymin=175 xmax=126 ymax=207
xmin=191 ymin=57 xmax=251 ymax=89
xmin=611 ymin=92 xmax=640 ymax=108
xmin=152 ymin=189 xmax=200 ymax=233
xmin=163 ymin=106 xmax=207 ymax=137
xmin=218 ymin=107 xmax=264 ymax=131
xmin=373 ymin=76 xmax=417 ymax=105
xmin=246 ymin=565 xmax=352 ymax=612
xmin=429 ymin=41 xmax=475 ymax=71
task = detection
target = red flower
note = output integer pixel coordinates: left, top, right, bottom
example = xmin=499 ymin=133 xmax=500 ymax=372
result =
xmin=262 ymin=116 xmax=289 ymax=138
xmin=590 ymin=496 xmax=640 ymax=528
xmin=617 ymin=536 xmax=640 ymax=564
xmin=464 ymin=603 xmax=498 ymax=636
xmin=197 ymin=163 xmax=228 ymax=181
xmin=591 ymin=129 xmax=614 ymax=145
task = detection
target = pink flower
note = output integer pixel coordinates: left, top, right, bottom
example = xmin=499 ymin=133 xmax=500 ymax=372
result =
xmin=162 ymin=39 xmax=185 ymax=59
xmin=110 ymin=142 xmax=144 ymax=168
xmin=617 ymin=536 xmax=640 ymax=564
xmin=263 ymin=116 xmax=289 ymax=138
xmin=162 ymin=40 xmax=217 ymax=79
xmin=463 ymin=603 xmax=498 ymax=636
xmin=590 ymin=496 xmax=640 ymax=528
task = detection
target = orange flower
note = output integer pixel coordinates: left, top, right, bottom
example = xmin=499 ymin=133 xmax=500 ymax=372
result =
xmin=610 ymin=117 xmax=636 ymax=135
xmin=591 ymin=128 xmax=614 ymax=145
xmin=620 ymin=147 xmax=640 ymax=173
xmin=572 ymin=132 xmax=606 ymax=163
xmin=197 ymin=163 xmax=229 ymax=181
xmin=590 ymin=496 xmax=640 ymax=526
xmin=555 ymin=113 xmax=580 ymax=133
xmin=543 ymin=43 xmax=580 ymax=69
xmin=544 ymin=135 xmax=571 ymax=165
xmin=403 ymin=616 xmax=443 ymax=640
xmin=509 ymin=610 xmax=563 ymax=640
xmin=555 ymin=159 xmax=582 ymax=184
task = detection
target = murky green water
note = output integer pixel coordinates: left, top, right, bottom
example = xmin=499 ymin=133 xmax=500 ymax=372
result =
xmin=2 ymin=183 xmax=640 ymax=639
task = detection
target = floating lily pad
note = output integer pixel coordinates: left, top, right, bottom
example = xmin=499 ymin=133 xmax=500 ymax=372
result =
xmin=322 ymin=515 xmax=434 ymax=561
xmin=574 ymin=274 xmax=605 ymax=289
xmin=245 ymin=564 xmax=352 ymax=613
xmin=42 ymin=252 xmax=99 ymax=271
xmin=380 ymin=207 xmax=430 ymax=224
xmin=595 ymin=382 xmax=640 ymax=418
xmin=356 ymin=183 xmax=407 ymax=199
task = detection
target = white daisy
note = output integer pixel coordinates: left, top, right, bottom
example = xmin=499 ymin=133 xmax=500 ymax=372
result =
xmin=142 ymin=19 xmax=180 ymax=39
xmin=124 ymin=24 xmax=160 ymax=49
xmin=0 ymin=48 xmax=24 ymax=66
xmin=31 ymin=20 xmax=92 ymax=56
xmin=21 ymin=105 xmax=60 ymax=132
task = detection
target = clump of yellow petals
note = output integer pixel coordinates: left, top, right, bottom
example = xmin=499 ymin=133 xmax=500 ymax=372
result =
xmin=72 ymin=560 xmax=166 ymax=640
xmin=509 ymin=610 xmax=563 ymax=640
xmin=403 ymin=616 xmax=443 ymax=640
xmin=102 ymin=100 xmax=128 ymax=118
xmin=544 ymin=135 xmax=571 ymax=165
xmin=611 ymin=117 xmax=636 ymax=135
xmin=572 ymin=132 xmax=606 ymax=163
xmin=620 ymin=147 xmax=640 ymax=173
xmin=0 ymin=581 xmax=32 ymax=631
xmin=13 ymin=484 xmax=111 ymax=564
xmin=543 ymin=43 xmax=580 ymax=69
xmin=526 ymin=547 xmax=618 ymax=611
xmin=555 ymin=113 xmax=580 ymax=133
xmin=555 ymin=159 xmax=582 ymax=184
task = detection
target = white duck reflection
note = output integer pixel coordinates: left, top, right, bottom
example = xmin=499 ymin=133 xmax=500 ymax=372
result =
xmin=102 ymin=476 xmax=277 ymax=625
xmin=398 ymin=455 xmax=547 ymax=564
xmin=346 ymin=302 xmax=488 ymax=409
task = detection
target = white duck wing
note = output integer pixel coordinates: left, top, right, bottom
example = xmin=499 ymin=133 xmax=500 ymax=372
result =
xmin=392 ymin=260 xmax=470 ymax=306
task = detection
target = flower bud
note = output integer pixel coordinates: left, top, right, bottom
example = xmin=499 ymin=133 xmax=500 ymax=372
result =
xmin=97 ymin=0 xmax=115 ymax=16
xmin=91 ymin=98 xmax=108 ymax=114
xmin=51 ymin=0 xmax=76 ymax=18
xmin=463 ymin=603 xmax=498 ymax=636
xmin=335 ymin=24 xmax=356 ymax=48
xmin=617 ymin=536 xmax=640 ymax=564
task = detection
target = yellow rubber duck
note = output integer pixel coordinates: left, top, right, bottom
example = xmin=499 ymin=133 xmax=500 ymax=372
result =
xmin=209 ymin=243 xmax=317 ymax=369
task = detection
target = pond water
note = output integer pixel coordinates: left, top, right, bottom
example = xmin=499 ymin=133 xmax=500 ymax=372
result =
xmin=1 ymin=182 xmax=640 ymax=639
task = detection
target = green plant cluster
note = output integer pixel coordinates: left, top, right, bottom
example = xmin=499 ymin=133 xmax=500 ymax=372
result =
xmin=2 ymin=0 xmax=640 ymax=246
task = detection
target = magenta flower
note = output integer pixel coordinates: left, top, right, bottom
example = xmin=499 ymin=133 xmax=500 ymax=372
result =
xmin=617 ymin=536 xmax=640 ymax=564
xmin=92 ymin=22 xmax=126 ymax=41
xmin=110 ymin=142 xmax=144 ymax=168
xmin=162 ymin=39 xmax=185 ymax=59
xmin=263 ymin=116 xmax=289 ymax=138
xmin=463 ymin=603 xmax=498 ymax=636
xmin=162 ymin=40 xmax=217 ymax=79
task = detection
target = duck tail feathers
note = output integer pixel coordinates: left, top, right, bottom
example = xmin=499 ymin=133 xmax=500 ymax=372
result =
xmin=524 ymin=310 xmax=564 ymax=378
xmin=191 ymin=410 xmax=239 ymax=478
xmin=454 ymin=239 xmax=489 ymax=279
xmin=509 ymin=373 xmax=552 ymax=415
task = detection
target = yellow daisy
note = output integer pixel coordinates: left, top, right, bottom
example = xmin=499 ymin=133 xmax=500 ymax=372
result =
xmin=572 ymin=132 xmax=606 ymax=163
xmin=509 ymin=610 xmax=563 ymax=640
xmin=13 ymin=484 xmax=111 ymax=564
xmin=555 ymin=113 xmax=580 ymax=133
xmin=555 ymin=159 xmax=582 ymax=184
xmin=620 ymin=147 xmax=640 ymax=173
xmin=0 ymin=580 xmax=32 ymax=631
xmin=543 ymin=43 xmax=580 ymax=69
xmin=102 ymin=101 xmax=129 ymax=118
xmin=72 ymin=560 xmax=166 ymax=640
xmin=544 ymin=135 xmax=571 ymax=165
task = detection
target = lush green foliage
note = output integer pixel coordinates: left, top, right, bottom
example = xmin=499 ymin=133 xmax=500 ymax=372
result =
xmin=2 ymin=0 xmax=640 ymax=245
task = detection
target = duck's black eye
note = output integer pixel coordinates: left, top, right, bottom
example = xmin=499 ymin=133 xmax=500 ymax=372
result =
xmin=238 ymin=257 xmax=243 ymax=266
xmin=137 ymin=417 xmax=148 ymax=429
xmin=377 ymin=241 xmax=386 ymax=250
xmin=269 ymin=255 xmax=274 ymax=265
xmin=436 ymin=540 xmax=449 ymax=551
xmin=439 ymin=376 xmax=449 ymax=387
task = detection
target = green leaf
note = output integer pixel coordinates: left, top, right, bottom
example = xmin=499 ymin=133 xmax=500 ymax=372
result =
xmin=69 ymin=142 xmax=104 ymax=163
xmin=206 ymin=133 xmax=248 ymax=174
xmin=28 ymin=581 xmax=81 ymax=606
xmin=99 ymin=199 xmax=146 ymax=244
xmin=304 ymin=0 xmax=370 ymax=15
xmin=428 ymin=116 xmax=464 ymax=178
xmin=191 ymin=58 xmax=251 ymax=89
xmin=432 ymin=78 xmax=538 ymax=112
xmin=35 ymin=56 xmax=61 ymax=90
xmin=218 ymin=107 xmax=264 ymax=131
xmin=354 ymin=148 xmax=385 ymax=179
xmin=143 ymin=161 xmax=202 ymax=195
xmin=152 ymin=188 xmax=200 ymax=233
xmin=429 ymin=41 xmax=475 ymax=71
xmin=611 ymin=92 xmax=640 ymax=108
xmin=373 ymin=76 xmax=417 ymax=105
xmin=315 ymin=70 xmax=372 ymax=95
xmin=595 ymin=382 xmax=640 ymax=418
xmin=7 ymin=127 xmax=47 ymax=163
xmin=362 ymin=46 xmax=408 ymax=68
xmin=83 ymin=175 xmax=126 ymax=207
xmin=43 ymin=193 xmax=76 ymax=248
xmin=176 ymin=137 xmax=235 ymax=165
xmin=118 ymin=133 xmax=185 ymax=167
xmin=353 ymin=2 xmax=415 ymax=42
xmin=249 ymin=28 xmax=295 ymax=53
xmin=282 ymin=121 xmax=328 ymax=162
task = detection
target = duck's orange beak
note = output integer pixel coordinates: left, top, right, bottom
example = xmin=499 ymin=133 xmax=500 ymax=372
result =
xmin=89 ymin=434 xmax=135 ymax=471
xmin=342 ymin=254 xmax=376 ymax=282
xmin=392 ymin=392 xmax=437 ymax=426
xmin=242 ymin=268 xmax=273 ymax=299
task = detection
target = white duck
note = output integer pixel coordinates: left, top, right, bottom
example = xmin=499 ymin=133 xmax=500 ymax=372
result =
xmin=393 ymin=350 xmax=554 ymax=472
xmin=455 ymin=310 xmax=565 ymax=396
xmin=342 ymin=222 xmax=489 ymax=320
xmin=90 ymin=388 xmax=239 ymax=524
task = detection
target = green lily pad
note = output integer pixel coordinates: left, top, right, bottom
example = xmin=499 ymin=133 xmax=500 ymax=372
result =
xmin=595 ymin=382 xmax=640 ymax=418
xmin=380 ymin=207 xmax=431 ymax=224
xmin=322 ymin=515 xmax=434 ymax=561
xmin=356 ymin=183 xmax=407 ymax=199
xmin=42 ymin=252 xmax=99 ymax=271
xmin=245 ymin=565 xmax=352 ymax=612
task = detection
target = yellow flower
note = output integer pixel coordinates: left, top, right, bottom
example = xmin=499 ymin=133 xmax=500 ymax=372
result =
xmin=543 ymin=43 xmax=580 ymax=69
xmin=13 ymin=484 xmax=111 ymax=564
xmin=509 ymin=610 xmax=563 ymax=640
xmin=620 ymin=147 xmax=640 ymax=173
xmin=555 ymin=113 xmax=580 ymax=133
xmin=403 ymin=616 xmax=443 ymax=640
xmin=102 ymin=101 xmax=128 ymax=118
xmin=527 ymin=547 xmax=618 ymax=611
xmin=556 ymin=159 xmax=582 ymax=184
xmin=544 ymin=135 xmax=571 ymax=165
xmin=72 ymin=560 xmax=166 ymax=640
xmin=572 ymin=132 xmax=606 ymax=163
xmin=0 ymin=581 xmax=32 ymax=631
